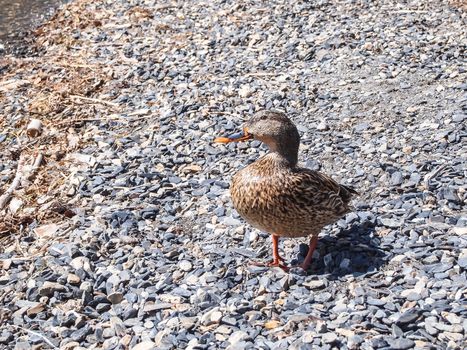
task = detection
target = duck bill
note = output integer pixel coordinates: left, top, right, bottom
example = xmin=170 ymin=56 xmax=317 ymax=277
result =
xmin=214 ymin=128 xmax=253 ymax=143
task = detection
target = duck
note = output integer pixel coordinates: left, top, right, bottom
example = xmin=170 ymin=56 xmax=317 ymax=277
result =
xmin=214 ymin=110 xmax=358 ymax=271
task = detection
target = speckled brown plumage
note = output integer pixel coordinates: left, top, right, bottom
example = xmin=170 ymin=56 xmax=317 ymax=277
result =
xmin=231 ymin=153 xmax=356 ymax=239
xmin=215 ymin=110 xmax=358 ymax=270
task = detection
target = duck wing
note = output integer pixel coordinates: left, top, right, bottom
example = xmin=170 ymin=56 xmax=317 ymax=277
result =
xmin=288 ymin=168 xmax=358 ymax=215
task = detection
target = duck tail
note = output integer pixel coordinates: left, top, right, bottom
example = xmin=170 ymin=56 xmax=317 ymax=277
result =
xmin=339 ymin=184 xmax=359 ymax=203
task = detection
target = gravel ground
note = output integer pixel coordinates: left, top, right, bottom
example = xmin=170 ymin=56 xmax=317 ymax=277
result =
xmin=0 ymin=0 xmax=466 ymax=349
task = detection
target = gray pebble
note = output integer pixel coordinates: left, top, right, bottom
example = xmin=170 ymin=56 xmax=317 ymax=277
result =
xmin=321 ymin=332 xmax=338 ymax=344
xmin=386 ymin=337 xmax=415 ymax=350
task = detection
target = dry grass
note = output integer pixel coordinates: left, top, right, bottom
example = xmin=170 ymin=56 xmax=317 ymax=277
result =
xmin=0 ymin=0 xmax=120 ymax=237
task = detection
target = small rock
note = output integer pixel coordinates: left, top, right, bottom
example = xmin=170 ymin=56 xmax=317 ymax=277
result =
xmin=80 ymin=281 xmax=93 ymax=293
xmin=391 ymin=324 xmax=403 ymax=338
xmin=433 ymin=322 xmax=463 ymax=333
xmin=60 ymin=342 xmax=80 ymax=350
xmin=179 ymin=260 xmax=193 ymax=272
xmin=107 ymin=292 xmax=124 ymax=304
xmin=348 ymin=335 xmax=363 ymax=349
xmin=316 ymin=321 xmax=327 ymax=333
xmin=367 ymin=297 xmax=386 ymax=306
xmin=264 ymin=320 xmax=281 ymax=329
xmin=200 ymin=307 xmax=223 ymax=326
xmin=354 ymin=122 xmax=370 ymax=133
xmin=238 ymin=85 xmax=252 ymax=98
xmin=180 ymin=316 xmax=197 ymax=330
xmin=391 ymin=171 xmax=403 ymax=185
xmin=0 ymin=331 xmax=13 ymax=344
xmin=386 ymin=338 xmax=415 ymax=349
xmin=303 ymin=280 xmax=325 ymax=289
xmin=302 ymin=331 xmax=315 ymax=343
xmin=70 ymin=256 xmax=91 ymax=272
xmin=143 ymin=302 xmax=172 ymax=313
xmin=452 ymin=114 xmax=465 ymax=123
xmin=380 ymin=218 xmax=402 ymax=228
xmin=14 ymin=342 xmax=31 ymax=350
xmin=131 ymin=341 xmax=156 ymax=350
xmin=316 ymin=121 xmax=329 ymax=131
xmin=396 ymin=310 xmax=421 ymax=329
xmin=26 ymin=303 xmax=45 ymax=316
xmin=322 ymin=332 xmax=338 ymax=344
xmin=110 ymin=317 xmax=126 ymax=337
xmin=443 ymin=312 xmax=462 ymax=325
xmin=228 ymin=331 xmax=250 ymax=344
xmin=71 ymin=325 xmax=91 ymax=342
xmin=67 ymin=273 xmax=81 ymax=285
xmin=38 ymin=282 xmax=66 ymax=296
xmin=440 ymin=331 xmax=463 ymax=342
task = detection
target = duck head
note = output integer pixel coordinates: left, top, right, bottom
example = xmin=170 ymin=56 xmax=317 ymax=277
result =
xmin=215 ymin=110 xmax=300 ymax=166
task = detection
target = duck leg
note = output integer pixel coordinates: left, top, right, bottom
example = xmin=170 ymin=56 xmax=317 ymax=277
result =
xmin=270 ymin=234 xmax=287 ymax=267
xmin=251 ymin=234 xmax=288 ymax=270
xmin=298 ymin=236 xmax=319 ymax=271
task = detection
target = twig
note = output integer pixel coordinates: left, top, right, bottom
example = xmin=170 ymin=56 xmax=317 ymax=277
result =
xmin=69 ymin=95 xmax=119 ymax=107
xmin=0 ymin=79 xmax=31 ymax=92
xmin=180 ymin=201 xmax=194 ymax=215
xmin=50 ymin=61 xmax=101 ymax=69
xmin=0 ymin=155 xmax=27 ymax=210
xmin=423 ymin=163 xmax=448 ymax=189
xmin=10 ymin=325 xmax=58 ymax=349
xmin=28 ymin=153 xmax=44 ymax=180
xmin=206 ymin=111 xmax=233 ymax=115
xmin=113 ymin=184 xmax=149 ymax=190
xmin=56 ymin=113 xmax=155 ymax=126
xmin=154 ymin=4 xmax=180 ymax=10
xmin=0 ymin=153 xmax=44 ymax=210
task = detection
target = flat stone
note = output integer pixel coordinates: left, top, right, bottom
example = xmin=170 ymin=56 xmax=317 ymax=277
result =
xmin=367 ymin=297 xmax=386 ymax=306
xmin=228 ymin=331 xmax=250 ymax=344
xmin=38 ymin=282 xmax=66 ymax=296
xmin=303 ymin=280 xmax=325 ymax=289
xmin=131 ymin=341 xmax=156 ymax=350
xmin=107 ymin=292 xmax=124 ymax=304
xmin=396 ymin=310 xmax=421 ymax=327
xmin=386 ymin=337 xmax=416 ymax=349
xmin=143 ymin=302 xmax=172 ymax=313
xmin=322 ymin=332 xmax=338 ymax=344
xmin=440 ymin=331 xmax=463 ymax=342
xmin=380 ymin=218 xmax=402 ymax=228
xmin=26 ymin=303 xmax=45 ymax=316
xmin=433 ymin=322 xmax=463 ymax=333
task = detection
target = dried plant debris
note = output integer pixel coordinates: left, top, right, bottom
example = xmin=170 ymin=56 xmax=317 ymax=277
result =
xmin=0 ymin=0 xmax=466 ymax=349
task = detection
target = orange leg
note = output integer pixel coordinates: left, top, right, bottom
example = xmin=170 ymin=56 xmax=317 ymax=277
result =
xmin=298 ymin=236 xmax=319 ymax=271
xmin=251 ymin=234 xmax=289 ymax=270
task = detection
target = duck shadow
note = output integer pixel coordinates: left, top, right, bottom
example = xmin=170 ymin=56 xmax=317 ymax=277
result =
xmin=292 ymin=221 xmax=388 ymax=278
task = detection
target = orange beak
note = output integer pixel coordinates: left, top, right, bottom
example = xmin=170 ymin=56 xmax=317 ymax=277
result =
xmin=214 ymin=127 xmax=253 ymax=143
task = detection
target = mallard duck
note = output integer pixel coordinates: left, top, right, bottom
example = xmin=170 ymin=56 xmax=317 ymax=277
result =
xmin=215 ymin=110 xmax=358 ymax=270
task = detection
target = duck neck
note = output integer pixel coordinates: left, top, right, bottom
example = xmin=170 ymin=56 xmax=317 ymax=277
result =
xmin=267 ymin=140 xmax=299 ymax=168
